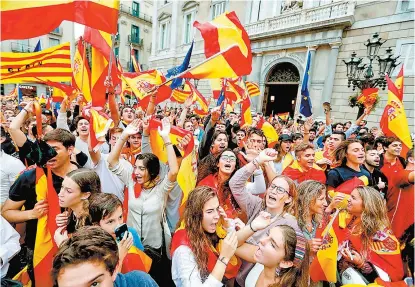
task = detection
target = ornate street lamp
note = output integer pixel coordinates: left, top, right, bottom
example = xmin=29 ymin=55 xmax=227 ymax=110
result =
xmin=343 ymin=33 xmax=400 ymax=117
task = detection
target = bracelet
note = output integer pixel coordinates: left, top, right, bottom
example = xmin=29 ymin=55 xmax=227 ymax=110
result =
xmin=249 ymin=222 xmax=257 ymax=233
xmin=218 ymin=257 xmax=228 ymax=266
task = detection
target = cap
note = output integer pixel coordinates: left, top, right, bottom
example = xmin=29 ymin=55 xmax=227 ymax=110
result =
xmin=279 ymin=134 xmax=293 ymax=142
xmin=42 ymin=109 xmax=52 ymax=116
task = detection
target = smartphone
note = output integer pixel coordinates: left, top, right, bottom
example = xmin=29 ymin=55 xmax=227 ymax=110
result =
xmin=114 ymin=223 xmax=128 ymax=242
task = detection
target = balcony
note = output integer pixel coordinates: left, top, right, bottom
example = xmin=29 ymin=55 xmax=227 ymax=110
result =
xmin=11 ymin=42 xmax=34 ymax=53
xmin=50 ymin=27 xmax=62 ymax=36
xmin=119 ymin=4 xmax=152 ymax=23
xmin=128 ymin=35 xmax=143 ymax=47
xmin=244 ymin=1 xmax=355 ymax=40
xmin=114 ymin=33 xmax=120 ymax=44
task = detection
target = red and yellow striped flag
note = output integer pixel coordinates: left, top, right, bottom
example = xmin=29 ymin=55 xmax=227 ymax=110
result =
xmin=357 ymin=87 xmax=378 ymax=108
xmin=131 ymin=48 xmax=141 ymax=72
xmin=1 ymin=1 xmax=119 ymax=40
xmin=277 ymin=112 xmax=289 ymax=121
xmin=121 ymin=246 xmax=152 ymax=273
xmin=257 ymin=117 xmax=279 ymax=147
xmin=181 ymin=11 xmax=252 ymax=79
xmin=1 ymin=42 xmax=72 ymax=84
xmin=149 ymin=118 xmax=197 ymax=210
xmin=73 ymin=39 xmax=92 ymax=103
xmin=187 ymin=81 xmax=209 ymax=113
xmin=245 ymin=81 xmax=260 ymax=97
xmin=380 ymin=74 xmax=413 ymax=154
xmin=394 ymin=65 xmax=404 ymax=101
xmin=240 ymin=96 xmax=252 ymax=128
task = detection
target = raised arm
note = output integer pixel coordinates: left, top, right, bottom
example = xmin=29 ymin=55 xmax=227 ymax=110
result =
xmin=145 ymin=90 xmax=157 ymax=117
xmin=9 ymin=102 xmax=32 ymax=147
xmin=158 ymin=117 xmax=179 ymax=182
xmin=303 ymin=117 xmax=314 ymax=143
xmin=177 ymin=96 xmax=193 ymax=128
xmin=56 ymin=97 xmax=70 ymax=131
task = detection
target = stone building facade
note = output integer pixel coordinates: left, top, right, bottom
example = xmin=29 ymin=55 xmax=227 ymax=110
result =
xmin=149 ymin=0 xmax=414 ymax=131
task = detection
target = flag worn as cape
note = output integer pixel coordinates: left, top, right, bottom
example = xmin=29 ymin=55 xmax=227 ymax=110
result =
xmin=1 ymin=0 xmax=119 ymax=40
xmin=1 ymin=42 xmax=72 ymax=84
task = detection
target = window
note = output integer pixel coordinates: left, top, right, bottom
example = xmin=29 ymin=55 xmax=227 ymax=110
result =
xmin=49 ymin=38 xmax=60 ymax=47
xmin=212 ymin=1 xmax=225 ymax=19
xmin=159 ymin=21 xmax=170 ymax=50
xmin=395 ymin=40 xmax=415 ymax=76
xmin=396 ymin=0 xmax=414 ymax=12
xmin=183 ymin=12 xmax=195 ymax=44
xmin=132 ymin=1 xmax=139 ymax=16
xmin=131 ymin=25 xmax=140 ymax=38
xmin=114 ymin=47 xmax=119 ymax=58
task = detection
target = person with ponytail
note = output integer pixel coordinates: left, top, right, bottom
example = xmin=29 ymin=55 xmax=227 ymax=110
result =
xmin=53 ymin=168 xmax=101 ymax=246
xmin=107 ymin=117 xmax=179 ymax=286
xmin=245 ymin=225 xmax=309 ymax=287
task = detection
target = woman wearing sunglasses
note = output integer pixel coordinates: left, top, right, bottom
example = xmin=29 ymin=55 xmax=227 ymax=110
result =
xmin=229 ymin=148 xmax=302 ymax=286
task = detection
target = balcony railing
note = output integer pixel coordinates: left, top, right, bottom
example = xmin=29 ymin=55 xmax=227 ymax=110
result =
xmin=11 ymin=42 xmax=34 ymax=53
xmin=128 ymin=35 xmax=143 ymax=47
xmin=119 ymin=4 xmax=152 ymax=23
xmin=244 ymin=1 xmax=355 ymax=38
xmin=50 ymin=27 xmax=62 ymax=35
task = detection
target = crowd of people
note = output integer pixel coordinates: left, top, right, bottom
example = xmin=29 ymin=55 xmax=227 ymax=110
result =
xmin=0 ymin=90 xmax=414 ymax=287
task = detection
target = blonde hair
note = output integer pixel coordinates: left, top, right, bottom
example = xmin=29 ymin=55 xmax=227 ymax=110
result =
xmin=262 ymin=175 xmax=298 ymax=217
xmin=297 ymin=180 xmax=326 ymax=231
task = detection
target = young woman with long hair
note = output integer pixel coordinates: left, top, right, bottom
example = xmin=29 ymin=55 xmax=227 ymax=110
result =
xmin=171 ymin=186 xmax=276 ymax=287
xmin=245 ymin=225 xmax=309 ymax=287
xmin=272 ymin=135 xmax=294 ymax=175
xmin=229 ymin=148 xmax=302 ymax=286
xmin=54 ymin=168 xmax=101 ymax=246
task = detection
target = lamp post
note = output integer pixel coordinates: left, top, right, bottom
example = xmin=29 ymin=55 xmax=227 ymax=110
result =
xmin=343 ymin=33 xmax=400 ymax=118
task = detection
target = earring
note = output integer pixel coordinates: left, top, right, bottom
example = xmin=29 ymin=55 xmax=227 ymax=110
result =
xmin=275 ymin=267 xmax=281 ymax=276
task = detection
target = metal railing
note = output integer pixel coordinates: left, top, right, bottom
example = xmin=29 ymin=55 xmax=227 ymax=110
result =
xmin=50 ymin=27 xmax=62 ymax=35
xmin=119 ymin=4 xmax=152 ymax=23
xmin=128 ymin=35 xmax=143 ymax=47
xmin=11 ymin=42 xmax=34 ymax=53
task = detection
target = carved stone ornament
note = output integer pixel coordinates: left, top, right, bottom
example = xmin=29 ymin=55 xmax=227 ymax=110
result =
xmin=268 ymin=66 xmax=300 ymax=82
xmin=281 ymin=0 xmax=303 ymax=13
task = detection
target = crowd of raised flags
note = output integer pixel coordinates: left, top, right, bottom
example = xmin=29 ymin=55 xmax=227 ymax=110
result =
xmin=0 ymin=1 xmax=414 ymax=287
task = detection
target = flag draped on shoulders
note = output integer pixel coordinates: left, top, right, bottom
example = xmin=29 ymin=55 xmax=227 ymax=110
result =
xmin=148 ymin=118 xmax=197 ymax=211
xmin=1 ymin=42 xmax=72 ymax=84
xmin=380 ymin=73 xmax=412 ymax=154
xmin=1 ymin=0 xmax=119 ymax=40
xmin=180 ymin=11 xmax=252 ymax=79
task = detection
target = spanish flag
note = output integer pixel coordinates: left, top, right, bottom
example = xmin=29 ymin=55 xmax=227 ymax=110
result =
xmin=72 ymin=39 xmax=92 ymax=103
xmin=38 ymin=79 xmax=76 ymax=103
xmin=149 ymin=118 xmax=197 ymax=210
xmin=82 ymin=105 xmax=114 ymax=152
xmin=1 ymin=42 xmax=72 ymax=84
xmin=257 ymin=117 xmax=279 ymax=147
xmin=240 ymin=96 xmax=252 ymax=128
xmin=210 ymin=79 xmax=225 ymax=99
xmin=130 ymin=47 xmax=141 ymax=72
xmin=357 ymin=87 xmax=378 ymax=108
xmin=394 ymin=65 xmax=404 ymax=101
xmin=226 ymin=77 xmax=246 ymax=104
xmin=187 ymin=80 xmax=209 ymax=113
xmin=181 ymin=11 xmax=252 ymax=79
xmin=380 ymin=74 xmax=413 ymax=154
xmin=1 ymin=0 xmax=119 ymax=40
xmin=33 ymin=167 xmax=60 ymax=286
xmin=246 ymin=81 xmax=260 ymax=97
xmin=121 ymin=245 xmax=152 ymax=273
xmin=277 ymin=112 xmax=289 ymax=121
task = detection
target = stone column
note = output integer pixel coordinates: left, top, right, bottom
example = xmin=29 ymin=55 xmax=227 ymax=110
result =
xmin=170 ymin=1 xmax=179 ymax=55
xmin=321 ymin=42 xmax=341 ymax=116
xmin=307 ymin=45 xmax=318 ymax=90
xmin=151 ymin=2 xmax=158 ymax=57
xmin=253 ymin=53 xmax=264 ymax=112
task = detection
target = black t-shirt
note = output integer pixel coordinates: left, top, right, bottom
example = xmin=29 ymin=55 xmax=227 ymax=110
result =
xmin=361 ymin=165 xmax=389 ymax=198
xmin=18 ymin=139 xmax=36 ymax=166
xmin=326 ymin=165 xmax=373 ymax=188
xmin=8 ymin=167 xmax=64 ymax=249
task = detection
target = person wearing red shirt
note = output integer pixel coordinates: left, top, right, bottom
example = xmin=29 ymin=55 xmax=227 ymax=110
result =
xmin=282 ymin=142 xmax=326 ymax=184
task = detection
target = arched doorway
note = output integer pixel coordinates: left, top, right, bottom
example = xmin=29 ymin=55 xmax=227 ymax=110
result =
xmin=262 ymin=62 xmax=300 ymax=117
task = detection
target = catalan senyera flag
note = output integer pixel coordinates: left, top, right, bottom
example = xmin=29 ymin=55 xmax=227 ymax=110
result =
xmin=149 ymin=118 xmax=197 ymax=210
xmin=245 ymin=81 xmax=260 ymax=97
xmin=1 ymin=42 xmax=72 ymax=84
xmin=171 ymin=88 xmax=192 ymax=103
xmin=72 ymin=39 xmax=92 ymax=103
xmin=33 ymin=167 xmax=60 ymax=287
xmin=1 ymin=0 xmax=119 ymax=40
xmin=357 ymin=87 xmax=378 ymax=108
xmin=257 ymin=117 xmax=279 ymax=147
xmin=240 ymin=96 xmax=252 ymax=128
xmin=180 ymin=11 xmax=252 ymax=79
xmin=394 ymin=65 xmax=404 ymax=101
xmin=380 ymin=74 xmax=413 ymax=154
xmin=121 ymin=245 xmax=152 ymax=273
xmin=84 ymin=27 xmax=119 ymax=107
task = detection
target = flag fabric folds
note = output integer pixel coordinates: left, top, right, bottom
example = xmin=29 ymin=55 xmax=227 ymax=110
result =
xmin=240 ymin=96 xmax=252 ymax=128
xmin=300 ymin=50 xmax=312 ymax=117
xmin=130 ymin=48 xmax=141 ymax=73
xmin=394 ymin=65 xmax=404 ymax=101
xmin=1 ymin=0 xmax=119 ymax=40
xmin=148 ymin=118 xmax=197 ymax=210
xmin=1 ymin=42 xmax=72 ymax=84
xmin=166 ymin=41 xmax=193 ymax=89
xmin=82 ymin=105 xmax=114 ymax=152
xmin=277 ymin=112 xmax=290 ymax=121
xmin=72 ymin=39 xmax=92 ymax=103
xmin=357 ymin=87 xmax=378 ymax=108
xmin=380 ymin=74 xmax=413 ymax=154
xmin=210 ymin=79 xmax=225 ymax=99
xmin=121 ymin=246 xmax=152 ymax=274
xmin=245 ymin=81 xmax=260 ymax=97
xmin=33 ymin=40 xmax=42 ymax=52
xmin=257 ymin=117 xmax=279 ymax=147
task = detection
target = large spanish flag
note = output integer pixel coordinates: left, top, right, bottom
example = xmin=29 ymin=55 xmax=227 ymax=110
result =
xmin=72 ymin=39 xmax=92 ymax=103
xmin=1 ymin=0 xmax=119 ymax=40
xmin=1 ymin=42 xmax=72 ymax=84
xmin=149 ymin=118 xmax=197 ymax=210
xmin=33 ymin=167 xmax=60 ymax=286
xmin=380 ymin=74 xmax=413 ymax=154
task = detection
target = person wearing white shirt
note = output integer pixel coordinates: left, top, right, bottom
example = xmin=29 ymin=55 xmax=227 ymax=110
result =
xmin=0 ymin=216 xmax=21 ymax=278
xmin=0 ymin=150 xmax=25 ymax=205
